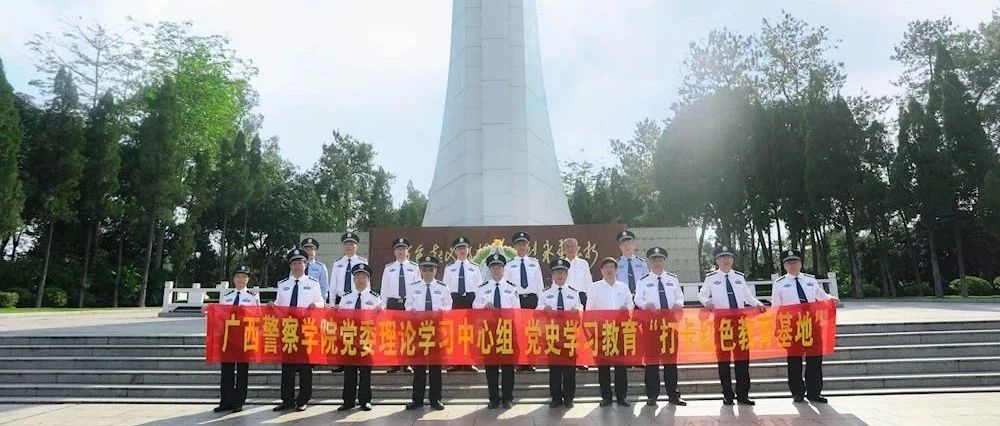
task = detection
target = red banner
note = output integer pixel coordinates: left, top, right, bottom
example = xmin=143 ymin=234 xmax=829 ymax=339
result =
xmin=205 ymin=301 xmax=836 ymax=365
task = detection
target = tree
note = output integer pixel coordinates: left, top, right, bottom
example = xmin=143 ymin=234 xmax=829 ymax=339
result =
xmin=0 ymin=57 xmax=25 ymax=240
xmin=396 ymin=181 xmax=427 ymax=227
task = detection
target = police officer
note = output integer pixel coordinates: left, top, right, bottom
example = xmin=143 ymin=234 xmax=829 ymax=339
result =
xmin=537 ymin=258 xmax=582 ymax=408
xmin=506 ymin=231 xmax=543 ymax=372
xmin=272 ymin=248 xmax=325 ymax=412
xmin=473 ymin=253 xmax=519 ymax=409
xmin=772 ymin=249 xmax=837 ymax=404
xmin=698 ymin=245 xmax=766 ymax=406
xmin=616 ymin=230 xmax=648 ymax=294
xmin=633 ymin=247 xmax=687 ymax=406
xmin=207 ymin=265 xmax=259 ymax=413
xmin=587 ymin=257 xmax=634 ymax=407
xmin=330 ymin=232 xmax=368 ymax=304
xmin=300 ymin=237 xmax=330 ymax=301
xmin=405 ymin=256 xmax=452 ymax=411
xmin=381 ymin=237 xmax=419 ymax=374
xmin=444 ymin=236 xmax=483 ymax=373
xmin=337 ymin=263 xmax=383 ymax=412
xmin=561 ymin=237 xmax=593 ymax=372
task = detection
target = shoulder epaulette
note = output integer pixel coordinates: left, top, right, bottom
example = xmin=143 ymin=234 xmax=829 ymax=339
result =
xmin=734 ymin=271 xmax=745 ymax=276
xmin=505 ymin=280 xmax=517 ymax=287
xmin=706 ymin=271 xmax=719 ymax=277
xmin=225 ymin=289 xmax=236 ymax=296
xmin=370 ymin=291 xmax=379 ymax=296
xmin=640 ymin=273 xmax=650 ymax=280
xmin=278 ymin=277 xmax=290 ymax=284
xmin=480 ymin=282 xmax=491 ymax=287
xmin=804 ymin=273 xmax=815 ymax=278
xmin=305 ymin=275 xmax=319 ymax=282
xmin=666 ymin=272 xmax=677 ymax=278
xmin=567 ymin=285 xmax=578 ymax=292
xmin=776 ymin=276 xmax=787 ymax=283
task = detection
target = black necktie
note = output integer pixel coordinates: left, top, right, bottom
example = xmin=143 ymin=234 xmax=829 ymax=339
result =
xmin=233 ymin=290 xmax=240 ymax=307
xmin=398 ymin=263 xmax=407 ymax=298
xmin=290 ymin=279 xmax=299 ymax=306
xmin=458 ymin=262 xmax=466 ymax=294
xmin=424 ymin=284 xmax=433 ymax=310
xmin=627 ymin=258 xmax=636 ymax=293
xmin=724 ymin=274 xmax=738 ymax=309
xmin=557 ymin=287 xmax=564 ymax=310
xmin=343 ymin=259 xmax=352 ymax=294
xmin=354 ymin=293 xmax=362 ymax=309
xmin=493 ymin=282 xmax=501 ymax=308
xmin=795 ymin=277 xmax=809 ymax=303
xmin=657 ymin=276 xmax=669 ymax=308
xmin=519 ymin=259 xmax=528 ymax=289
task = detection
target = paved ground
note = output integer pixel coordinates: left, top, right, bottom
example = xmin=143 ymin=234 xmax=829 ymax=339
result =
xmin=1 ymin=301 xmax=998 ymax=336
xmin=0 ymin=393 xmax=996 ymax=425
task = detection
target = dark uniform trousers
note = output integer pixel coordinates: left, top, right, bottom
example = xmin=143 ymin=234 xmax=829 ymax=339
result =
xmin=787 ymin=355 xmax=823 ymax=398
xmin=645 ymin=327 xmax=681 ymax=400
xmin=548 ymin=365 xmax=576 ymax=402
xmin=343 ymin=365 xmax=373 ymax=405
xmin=715 ymin=313 xmax=750 ymax=400
xmin=412 ymin=365 xmax=443 ymax=403
xmin=280 ymin=363 xmax=313 ymax=406
xmin=219 ymin=362 xmax=249 ymax=407
xmin=598 ymin=365 xmax=628 ymax=401
xmin=486 ymin=365 xmax=514 ymax=403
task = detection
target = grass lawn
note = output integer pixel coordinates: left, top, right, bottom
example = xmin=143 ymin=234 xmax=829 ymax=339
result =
xmin=0 ymin=307 xmax=160 ymax=314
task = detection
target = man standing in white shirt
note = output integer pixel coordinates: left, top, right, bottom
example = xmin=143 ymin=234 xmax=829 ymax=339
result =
xmin=698 ymin=244 xmax=766 ymax=406
xmin=272 ymin=248 xmax=324 ymax=413
xmin=337 ymin=263 xmax=383 ymax=412
xmin=381 ymin=237 xmax=418 ymax=374
xmin=586 ymin=257 xmax=634 ymax=407
xmin=405 ymin=256 xmax=452 ymax=411
xmin=537 ymin=258 xmax=583 ymax=408
xmin=772 ymin=250 xmax=836 ymax=404
xmin=615 ymin=230 xmax=648 ymax=294
xmin=330 ymin=232 xmax=367 ymax=305
xmin=505 ymin=231 xmax=544 ymax=372
xmin=473 ymin=253 xmax=519 ymax=409
xmin=633 ymin=247 xmax=687 ymax=407
xmin=444 ymin=236 xmax=483 ymax=373
xmin=561 ymin=237 xmax=593 ymax=372
xmin=205 ymin=265 xmax=259 ymax=414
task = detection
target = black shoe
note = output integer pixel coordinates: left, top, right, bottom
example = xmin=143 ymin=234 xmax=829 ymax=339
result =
xmin=807 ymin=395 xmax=828 ymax=404
xmin=501 ymin=400 xmax=512 ymax=409
xmin=669 ymin=397 xmax=687 ymax=406
xmin=272 ymin=403 xmax=293 ymax=412
xmin=405 ymin=402 xmax=424 ymax=410
xmin=446 ymin=366 xmax=461 ymax=373
xmin=645 ymin=398 xmax=657 ymax=407
xmin=793 ymin=395 xmax=806 ymax=403
xmin=616 ymin=399 xmax=631 ymax=407
xmin=737 ymin=398 xmax=755 ymax=406
xmin=469 ymin=365 xmax=480 ymax=372
xmin=430 ymin=401 xmax=445 ymax=410
xmin=213 ymin=404 xmax=230 ymax=413
xmin=337 ymin=404 xmax=355 ymax=411
xmin=488 ymin=400 xmax=501 ymax=409
xmin=576 ymin=366 xmax=589 ymax=371
xmin=722 ymin=398 xmax=735 ymax=406
xmin=294 ymin=403 xmax=308 ymax=412
xmin=386 ymin=366 xmax=401 ymax=373
xmin=402 ymin=366 xmax=414 ymax=373
xmin=360 ymin=402 xmax=373 ymax=411
xmin=549 ymin=399 xmax=562 ymax=408
xmin=599 ymin=399 xmax=613 ymax=407
xmin=563 ymin=400 xmax=574 ymax=408
xmin=518 ymin=365 xmax=535 ymax=372
xmin=230 ymin=405 xmax=243 ymax=412
xmin=331 ymin=366 xmax=345 ymax=373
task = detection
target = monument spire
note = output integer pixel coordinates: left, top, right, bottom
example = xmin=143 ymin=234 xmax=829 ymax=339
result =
xmin=422 ymin=0 xmax=573 ymax=226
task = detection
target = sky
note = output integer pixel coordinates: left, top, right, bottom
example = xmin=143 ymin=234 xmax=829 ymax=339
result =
xmin=0 ymin=0 xmax=996 ymax=204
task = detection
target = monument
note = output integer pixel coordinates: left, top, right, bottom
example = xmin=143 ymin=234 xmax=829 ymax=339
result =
xmin=422 ymin=0 xmax=573 ymax=226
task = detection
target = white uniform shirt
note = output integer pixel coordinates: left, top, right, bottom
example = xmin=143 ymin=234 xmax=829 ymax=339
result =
xmin=566 ymin=257 xmax=594 ymax=293
xmin=537 ymin=283 xmax=584 ymax=311
xmin=404 ymin=280 xmax=453 ymax=311
xmin=338 ymin=288 xmax=384 ymax=310
xmin=586 ymin=279 xmax=634 ymax=310
xmin=504 ymin=256 xmax=544 ymax=295
xmin=770 ymin=273 xmax=831 ymax=307
xmin=380 ymin=259 xmax=420 ymax=300
xmin=698 ymin=269 xmax=762 ymax=309
xmin=221 ymin=288 xmax=261 ymax=306
xmin=330 ymin=254 xmax=368 ymax=300
xmin=275 ymin=275 xmax=325 ymax=308
xmin=634 ymin=271 xmax=684 ymax=309
xmin=472 ymin=279 xmax=520 ymax=309
xmin=443 ymin=259 xmax=484 ymax=295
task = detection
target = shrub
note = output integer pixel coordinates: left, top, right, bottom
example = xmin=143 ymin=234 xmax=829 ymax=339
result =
xmin=897 ymin=282 xmax=931 ymax=297
xmin=9 ymin=287 xmax=32 ymax=307
xmin=44 ymin=288 xmax=68 ymax=307
xmin=948 ymin=276 xmax=994 ymax=296
xmin=0 ymin=291 xmax=17 ymax=308
xmin=861 ymin=283 xmax=882 ymax=298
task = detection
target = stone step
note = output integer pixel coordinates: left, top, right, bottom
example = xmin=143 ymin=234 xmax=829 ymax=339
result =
xmin=1 ymin=372 xmax=997 ymax=399
xmin=834 ymin=329 xmax=1000 ymax=346
xmin=0 ymin=356 xmax=995 ymax=386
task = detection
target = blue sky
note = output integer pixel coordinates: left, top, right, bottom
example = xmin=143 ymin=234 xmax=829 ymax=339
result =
xmin=0 ymin=1 xmax=995 ymax=203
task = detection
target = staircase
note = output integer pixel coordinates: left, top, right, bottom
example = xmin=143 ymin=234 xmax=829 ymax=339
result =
xmin=1 ymin=320 xmax=999 ymax=404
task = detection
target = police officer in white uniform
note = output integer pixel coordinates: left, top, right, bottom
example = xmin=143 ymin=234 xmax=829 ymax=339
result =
xmin=207 ymin=265 xmax=259 ymax=413
xmin=616 ymin=230 xmax=648 ymax=294
xmin=444 ymin=236 xmax=483 ymax=373
xmin=633 ymin=247 xmax=687 ymax=407
xmin=537 ymin=258 xmax=582 ymax=408
xmin=337 ymin=263 xmax=383 ymax=412
xmin=405 ymin=256 xmax=452 ymax=411
xmin=587 ymin=257 xmax=634 ymax=407
xmin=381 ymin=237 xmax=419 ymax=374
xmin=330 ymin=232 xmax=367 ymax=305
xmin=772 ymin=249 xmax=836 ymax=404
xmin=472 ymin=253 xmax=519 ymax=408
xmin=506 ymin=231 xmax=544 ymax=372
xmin=272 ymin=248 xmax=325 ymax=412
xmin=561 ymin=237 xmax=593 ymax=372
xmin=300 ymin=238 xmax=329 ymax=301
xmin=698 ymin=245 xmax=766 ymax=406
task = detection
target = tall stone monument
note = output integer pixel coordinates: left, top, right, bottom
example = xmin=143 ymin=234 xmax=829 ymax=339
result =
xmin=422 ymin=0 xmax=573 ymax=226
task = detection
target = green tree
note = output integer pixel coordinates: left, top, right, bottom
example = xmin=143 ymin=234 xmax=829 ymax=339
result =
xmin=396 ymin=181 xmax=427 ymax=227
xmin=0 ymin=57 xmax=25 ymax=241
